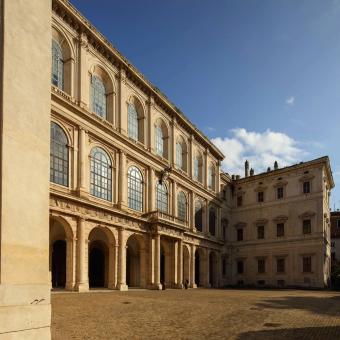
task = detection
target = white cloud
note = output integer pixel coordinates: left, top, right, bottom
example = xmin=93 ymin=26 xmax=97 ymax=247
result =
xmin=206 ymin=126 xmax=216 ymax=132
xmin=211 ymin=128 xmax=308 ymax=176
xmin=286 ymin=96 xmax=295 ymax=106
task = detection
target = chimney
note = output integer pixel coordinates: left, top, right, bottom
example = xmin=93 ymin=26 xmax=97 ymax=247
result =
xmin=267 ymin=167 xmax=271 ymax=172
xmin=250 ymin=168 xmax=254 ymax=176
xmin=231 ymin=174 xmax=235 ymax=180
xmin=245 ymin=160 xmax=249 ymax=177
xmin=274 ymin=161 xmax=278 ymax=170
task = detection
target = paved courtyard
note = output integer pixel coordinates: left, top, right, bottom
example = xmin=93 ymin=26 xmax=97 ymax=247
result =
xmin=52 ymin=289 xmax=340 ymax=340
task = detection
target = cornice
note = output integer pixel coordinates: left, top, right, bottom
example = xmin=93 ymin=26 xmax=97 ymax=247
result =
xmin=52 ymin=0 xmax=224 ymax=160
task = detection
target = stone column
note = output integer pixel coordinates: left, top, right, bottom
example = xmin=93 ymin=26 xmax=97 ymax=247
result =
xmin=190 ymin=191 xmax=195 ymax=230
xmin=189 ymin=135 xmax=194 ymax=178
xmin=77 ymin=33 xmax=88 ymax=109
xmin=205 ymin=248 xmax=210 ymax=288
xmin=76 ymin=218 xmax=89 ymax=292
xmin=108 ymin=242 xmax=116 ymax=289
xmin=65 ymin=237 xmax=76 ymax=291
xmin=118 ymin=150 xmax=127 ymax=209
xmin=205 ymin=200 xmax=210 ymax=235
xmin=118 ymin=67 xmax=127 ymax=134
xmin=204 ymin=149 xmax=209 ymax=188
xmin=177 ymin=239 xmax=183 ymax=288
xmin=172 ymin=180 xmax=177 ymax=217
xmin=148 ymin=167 xmax=155 ymax=211
xmin=216 ymin=160 xmax=221 ymax=194
xmin=190 ymin=244 xmax=197 ymax=288
xmin=77 ymin=127 xmax=88 ymax=198
xmin=117 ymin=228 xmax=128 ymax=291
xmin=147 ymin=96 xmax=154 ymax=151
xmin=154 ymin=234 xmax=162 ymax=289
xmin=171 ymin=117 xmax=176 ymax=166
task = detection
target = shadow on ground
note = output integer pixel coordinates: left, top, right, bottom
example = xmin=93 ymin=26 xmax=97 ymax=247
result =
xmin=237 ymin=326 xmax=340 ymax=340
xmin=255 ymin=294 xmax=340 ymax=317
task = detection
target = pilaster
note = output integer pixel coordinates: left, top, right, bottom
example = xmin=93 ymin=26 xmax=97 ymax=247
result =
xmin=118 ymin=150 xmax=127 ymax=210
xmin=75 ymin=218 xmax=89 ymax=292
xmin=117 ymin=228 xmax=128 ymax=291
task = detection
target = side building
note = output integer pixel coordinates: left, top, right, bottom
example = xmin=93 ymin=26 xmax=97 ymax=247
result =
xmin=221 ymin=158 xmax=333 ymax=288
xmin=331 ymin=211 xmax=340 ymax=264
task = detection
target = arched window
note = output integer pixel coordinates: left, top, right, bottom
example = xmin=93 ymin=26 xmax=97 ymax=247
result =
xmin=208 ymin=165 xmax=215 ymax=190
xmin=52 ymin=39 xmax=64 ymax=90
xmin=128 ymin=166 xmax=143 ymax=212
xmin=155 ymin=125 xmax=164 ymax=157
xmin=209 ymin=207 xmax=216 ymax=236
xmin=90 ymin=147 xmax=112 ymax=201
xmin=177 ymin=191 xmax=187 ymax=222
xmin=128 ymin=104 xmax=139 ymax=141
xmin=194 ymin=153 xmax=202 ymax=182
xmin=50 ymin=122 xmax=68 ymax=186
xmin=91 ymin=75 xmax=107 ymax=119
xmin=195 ymin=201 xmax=203 ymax=232
xmin=156 ymin=182 xmax=168 ymax=213
xmin=176 ymin=142 xmax=183 ymax=169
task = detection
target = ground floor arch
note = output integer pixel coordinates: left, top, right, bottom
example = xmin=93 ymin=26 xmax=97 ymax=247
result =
xmin=209 ymin=251 xmax=218 ymax=288
xmin=126 ymin=233 xmax=146 ymax=288
xmin=88 ymin=227 xmax=114 ymax=289
xmin=195 ymin=248 xmax=206 ymax=287
xmin=50 ymin=216 xmax=74 ymax=290
xmin=183 ymin=245 xmax=190 ymax=285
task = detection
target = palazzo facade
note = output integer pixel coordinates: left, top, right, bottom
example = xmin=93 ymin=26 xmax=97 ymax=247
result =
xmin=50 ymin=0 xmax=224 ymax=291
xmin=49 ymin=0 xmax=334 ymax=292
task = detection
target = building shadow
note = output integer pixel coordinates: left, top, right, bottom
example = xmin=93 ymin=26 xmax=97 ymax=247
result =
xmin=237 ymin=326 xmax=340 ymax=340
xmin=254 ymin=295 xmax=340 ymax=317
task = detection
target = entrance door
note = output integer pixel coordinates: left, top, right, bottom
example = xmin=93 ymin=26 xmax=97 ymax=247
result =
xmin=89 ymin=245 xmax=105 ymax=287
xmin=52 ymin=240 xmax=66 ymax=288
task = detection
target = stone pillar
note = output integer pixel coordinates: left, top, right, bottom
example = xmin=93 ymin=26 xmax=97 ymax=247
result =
xmin=108 ymin=243 xmax=116 ymax=289
xmin=77 ymin=33 xmax=88 ymax=109
xmin=190 ymin=244 xmax=197 ymax=288
xmin=147 ymin=96 xmax=154 ymax=151
xmin=140 ymin=247 xmax=147 ymax=288
xmin=77 ymin=127 xmax=88 ymax=197
xmin=154 ymin=234 xmax=162 ymax=289
xmin=205 ymin=248 xmax=211 ymax=288
xmin=118 ymin=150 xmax=127 ymax=209
xmin=171 ymin=118 xmax=176 ymax=166
xmin=205 ymin=200 xmax=210 ymax=235
xmin=76 ymin=218 xmax=89 ymax=292
xmin=117 ymin=228 xmax=128 ymax=291
xmin=148 ymin=167 xmax=155 ymax=211
xmin=216 ymin=160 xmax=221 ymax=194
xmin=204 ymin=149 xmax=209 ymax=188
xmin=177 ymin=240 xmax=183 ymax=288
xmin=189 ymin=135 xmax=194 ymax=178
xmin=190 ymin=191 xmax=195 ymax=230
xmin=0 ymin=1 xmax=52 ymax=336
xmin=118 ymin=67 xmax=127 ymax=134
xmin=65 ymin=237 xmax=76 ymax=291
xmin=172 ymin=180 xmax=177 ymax=217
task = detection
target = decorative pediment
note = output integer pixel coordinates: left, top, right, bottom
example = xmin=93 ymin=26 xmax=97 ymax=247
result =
xmin=299 ymin=174 xmax=315 ymax=182
xmin=234 ymin=222 xmax=246 ymax=229
xmin=273 ymin=180 xmax=288 ymax=188
xmin=254 ymin=218 xmax=269 ymax=225
xmin=298 ymin=211 xmax=316 ymax=219
xmin=273 ymin=215 xmax=288 ymax=222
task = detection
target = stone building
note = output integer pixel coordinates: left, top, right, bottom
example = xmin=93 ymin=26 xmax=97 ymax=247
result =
xmin=221 ymin=158 xmax=333 ymax=288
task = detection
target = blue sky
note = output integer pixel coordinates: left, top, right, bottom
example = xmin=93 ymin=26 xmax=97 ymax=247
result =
xmin=70 ymin=0 xmax=340 ymax=208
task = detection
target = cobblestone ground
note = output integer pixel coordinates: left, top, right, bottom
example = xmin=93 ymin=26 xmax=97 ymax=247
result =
xmin=52 ymin=289 xmax=340 ymax=340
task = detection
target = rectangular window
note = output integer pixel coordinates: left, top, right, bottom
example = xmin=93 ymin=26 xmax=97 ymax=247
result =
xmin=277 ymin=187 xmax=284 ymax=199
xmin=237 ymin=228 xmax=243 ymax=241
xmin=237 ymin=260 xmax=244 ymax=274
xmin=303 ymin=256 xmax=312 ymax=273
xmin=277 ymin=258 xmax=285 ymax=273
xmin=277 ymin=223 xmax=285 ymax=237
xmin=257 ymin=225 xmax=265 ymax=239
xmin=237 ymin=195 xmax=243 ymax=207
xmin=337 ymin=220 xmax=340 ymax=228
xmin=303 ymin=219 xmax=311 ymax=235
xmin=258 ymin=259 xmax=265 ymax=273
xmin=303 ymin=181 xmax=311 ymax=194
xmin=257 ymin=191 xmax=264 ymax=203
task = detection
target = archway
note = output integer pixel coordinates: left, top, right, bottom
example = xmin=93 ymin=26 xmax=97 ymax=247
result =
xmin=160 ymin=244 xmax=166 ymax=286
xmin=195 ymin=250 xmax=200 ymax=286
xmin=209 ymin=251 xmax=217 ymax=288
xmin=183 ymin=245 xmax=190 ymax=285
xmin=126 ymin=234 xmax=144 ymax=288
xmin=49 ymin=216 xmax=74 ymax=290
xmin=51 ymin=240 xmax=66 ymax=288
xmin=88 ymin=227 xmax=112 ymax=289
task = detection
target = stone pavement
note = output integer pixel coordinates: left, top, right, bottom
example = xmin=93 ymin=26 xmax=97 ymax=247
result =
xmin=51 ymin=289 xmax=340 ymax=339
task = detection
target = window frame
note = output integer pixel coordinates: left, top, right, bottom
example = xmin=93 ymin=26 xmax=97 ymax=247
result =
xmin=177 ymin=191 xmax=187 ymax=222
xmin=156 ymin=182 xmax=168 ymax=213
xmin=127 ymin=104 xmax=139 ymax=141
xmin=51 ymin=39 xmax=64 ymax=90
xmin=277 ymin=223 xmax=285 ymax=237
xmin=90 ymin=74 xmax=107 ymax=119
xmin=127 ymin=166 xmax=144 ymax=212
